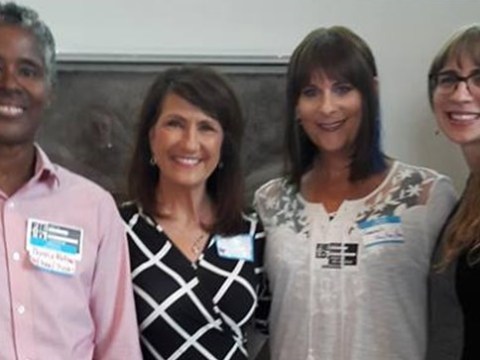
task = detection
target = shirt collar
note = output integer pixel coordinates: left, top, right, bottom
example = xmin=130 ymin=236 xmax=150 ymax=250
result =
xmin=33 ymin=143 xmax=60 ymax=187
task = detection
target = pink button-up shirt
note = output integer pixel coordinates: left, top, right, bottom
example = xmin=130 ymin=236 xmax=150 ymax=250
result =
xmin=0 ymin=146 xmax=141 ymax=360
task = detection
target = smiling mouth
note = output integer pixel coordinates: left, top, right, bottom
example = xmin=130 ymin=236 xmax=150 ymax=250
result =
xmin=317 ymin=120 xmax=346 ymax=132
xmin=173 ymin=156 xmax=201 ymax=166
xmin=0 ymin=105 xmax=24 ymax=118
xmin=447 ymin=112 xmax=480 ymax=123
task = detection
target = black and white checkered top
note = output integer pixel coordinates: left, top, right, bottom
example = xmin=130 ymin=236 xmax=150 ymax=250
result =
xmin=120 ymin=203 xmax=267 ymax=360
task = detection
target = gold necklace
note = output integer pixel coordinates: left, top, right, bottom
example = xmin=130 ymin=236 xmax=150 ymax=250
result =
xmin=191 ymin=233 xmax=208 ymax=257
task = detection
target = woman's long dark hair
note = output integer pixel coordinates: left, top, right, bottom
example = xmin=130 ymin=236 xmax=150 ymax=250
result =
xmin=285 ymin=26 xmax=386 ymax=188
xmin=428 ymin=25 xmax=480 ymax=268
xmin=128 ymin=66 xmax=245 ymax=235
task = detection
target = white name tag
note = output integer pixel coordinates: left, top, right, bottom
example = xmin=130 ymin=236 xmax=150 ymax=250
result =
xmin=26 ymin=218 xmax=83 ymax=275
xmin=215 ymin=234 xmax=253 ymax=262
xmin=357 ymin=215 xmax=404 ymax=249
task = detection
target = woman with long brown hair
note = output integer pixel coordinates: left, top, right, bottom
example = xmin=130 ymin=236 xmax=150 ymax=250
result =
xmin=121 ymin=66 xmax=266 ymax=359
xmin=427 ymin=24 xmax=480 ymax=360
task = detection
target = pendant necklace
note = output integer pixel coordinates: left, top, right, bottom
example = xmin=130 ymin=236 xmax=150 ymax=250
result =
xmin=192 ymin=233 xmax=208 ymax=257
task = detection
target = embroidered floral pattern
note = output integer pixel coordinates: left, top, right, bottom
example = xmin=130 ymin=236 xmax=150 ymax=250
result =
xmin=356 ymin=163 xmax=436 ymax=224
xmin=255 ymin=178 xmax=309 ymax=235
xmin=256 ymin=162 xmax=439 ymax=235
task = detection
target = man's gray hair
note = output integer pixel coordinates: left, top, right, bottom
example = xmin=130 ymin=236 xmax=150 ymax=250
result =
xmin=0 ymin=2 xmax=56 ymax=84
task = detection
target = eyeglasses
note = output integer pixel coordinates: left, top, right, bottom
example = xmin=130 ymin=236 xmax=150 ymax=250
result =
xmin=431 ymin=71 xmax=480 ymax=96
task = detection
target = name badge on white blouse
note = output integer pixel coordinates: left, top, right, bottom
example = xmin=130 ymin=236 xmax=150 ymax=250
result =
xmin=26 ymin=218 xmax=83 ymax=275
xmin=357 ymin=215 xmax=404 ymax=249
xmin=215 ymin=234 xmax=254 ymax=262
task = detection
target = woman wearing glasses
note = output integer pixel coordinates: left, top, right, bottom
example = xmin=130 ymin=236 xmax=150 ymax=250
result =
xmin=427 ymin=25 xmax=480 ymax=360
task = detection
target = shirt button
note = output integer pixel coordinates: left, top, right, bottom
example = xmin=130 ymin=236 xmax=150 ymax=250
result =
xmin=17 ymin=305 xmax=25 ymax=314
xmin=6 ymin=201 xmax=14 ymax=209
xmin=12 ymin=252 xmax=20 ymax=261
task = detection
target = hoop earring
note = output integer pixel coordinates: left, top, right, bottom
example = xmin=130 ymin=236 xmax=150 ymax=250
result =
xmin=149 ymin=156 xmax=156 ymax=166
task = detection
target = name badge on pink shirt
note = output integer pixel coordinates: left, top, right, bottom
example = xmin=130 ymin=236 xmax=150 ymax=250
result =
xmin=26 ymin=218 xmax=83 ymax=275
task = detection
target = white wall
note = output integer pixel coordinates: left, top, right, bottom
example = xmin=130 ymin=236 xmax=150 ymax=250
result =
xmin=20 ymin=0 xmax=480 ymax=190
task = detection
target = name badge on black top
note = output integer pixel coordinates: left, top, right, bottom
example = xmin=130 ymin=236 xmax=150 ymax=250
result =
xmin=215 ymin=234 xmax=254 ymax=262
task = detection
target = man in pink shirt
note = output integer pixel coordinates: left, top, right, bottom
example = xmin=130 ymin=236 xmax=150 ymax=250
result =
xmin=0 ymin=3 xmax=142 ymax=359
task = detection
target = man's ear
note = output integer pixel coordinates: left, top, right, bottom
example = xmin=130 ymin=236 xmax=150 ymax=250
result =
xmin=45 ymin=86 xmax=55 ymax=109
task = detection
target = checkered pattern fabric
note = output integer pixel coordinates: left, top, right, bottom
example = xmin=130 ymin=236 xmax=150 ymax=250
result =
xmin=120 ymin=203 xmax=266 ymax=360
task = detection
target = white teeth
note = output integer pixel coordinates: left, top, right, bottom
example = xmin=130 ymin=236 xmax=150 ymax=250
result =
xmin=0 ymin=105 xmax=23 ymax=117
xmin=319 ymin=120 xmax=344 ymax=131
xmin=449 ymin=112 xmax=479 ymax=121
xmin=175 ymin=157 xmax=200 ymax=165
